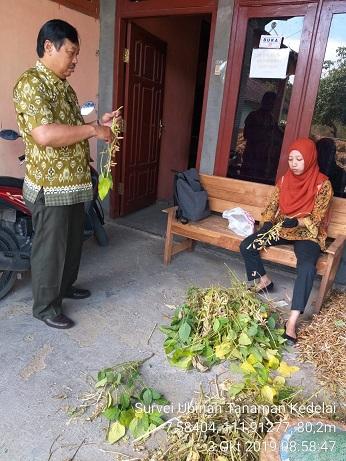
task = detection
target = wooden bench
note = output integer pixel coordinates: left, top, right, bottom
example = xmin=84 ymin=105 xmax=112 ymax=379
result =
xmin=163 ymin=174 xmax=346 ymax=315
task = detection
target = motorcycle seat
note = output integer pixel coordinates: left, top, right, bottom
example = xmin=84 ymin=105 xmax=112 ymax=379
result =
xmin=0 ymin=177 xmax=24 ymax=188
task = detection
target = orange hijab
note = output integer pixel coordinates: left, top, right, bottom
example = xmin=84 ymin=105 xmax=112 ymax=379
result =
xmin=278 ymin=138 xmax=327 ymax=217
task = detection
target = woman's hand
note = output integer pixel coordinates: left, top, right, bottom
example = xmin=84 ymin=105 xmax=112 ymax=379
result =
xmin=282 ymin=217 xmax=298 ymax=228
xmin=259 ymin=221 xmax=273 ymax=233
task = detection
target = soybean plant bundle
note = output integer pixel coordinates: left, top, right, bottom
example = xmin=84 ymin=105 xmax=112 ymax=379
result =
xmin=143 ymin=386 xmax=302 ymax=461
xmin=160 ymin=283 xmax=286 ymax=374
xmin=72 ymin=358 xmax=169 ymax=443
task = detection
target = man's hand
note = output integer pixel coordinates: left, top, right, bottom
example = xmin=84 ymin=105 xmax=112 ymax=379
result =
xmin=100 ymin=108 xmax=123 ymax=128
xmin=94 ymin=124 xmax=113 ymax=143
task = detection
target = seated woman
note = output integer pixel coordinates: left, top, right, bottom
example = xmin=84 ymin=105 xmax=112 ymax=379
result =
xmin=240 ymin=138 xmax=333 ymax=344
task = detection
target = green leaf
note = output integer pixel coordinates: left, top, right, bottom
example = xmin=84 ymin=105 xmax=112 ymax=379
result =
xmin=119 ymin=408 xmax=135 ymax=427
xmin=278 ymin=361 xmax=300 ymax=377
xmin=179 ymin=322 xmax=191 ymax=342
xmin=228 ymin=382 xmax=245 ymax=397
xmin=95 ymin=377 xmax=107 ymax=388
xmin=261 ymin=385 xmax=277 ymax=404
xmin=107 ymin=421 xmax=126 ymax=444
xmin=227 ymin=329 xmax=237 ymax=341
xmin=229 ymin=348 xmax=242 ymax=360
xmin=129 ymin=415 xmax=149 ymax=438
xmin=240 ymin=361 xmax=256 ymax=375
xmin=149 ymin=413 xmax=165 ymax=426
xmin=160 ymin=326 xmax=179 ymax=336
xmin=103 ymin=406 xmax=120 ymax=421
xmin=97 ymin=371 xmax=106 ymax=381
xmin=215 ymin=342 xmax=232 ymax=359
xmin=267 ymin=353 xmax=280 ymax=370
xmin=273 ymin=376 xmax=286 ymax=389
xmin=170 ymin=349 xmax=193 ymax=369
xmin=213 ymin=318 xmax=221 ymax=332
xmin=142 ymin=388 xmax=153 ymax=405
xmin=150 ymin=388 xmax=162 ymax=400
xmin=164 ymin=339 xmax=177 ymax=354
xmin=255 ymin=365 xmax=270 ymax=385
xmin=189 ymin=343 xmax=204 ymax=352
xmin=98 ymin=173 xmax=113 ymax=201
xmin=267 ymin=316 xmax=276 ymax=329
xmin=239 ymin=332 xmax=252 ymax=346
xmin=247 ymin=353 xmax=261 ymax=365
xmin=120 ymin=393 xmax=130 ymax=409
xmin=248 ymin=324 xmax=258 ymax=336
xmin=106 ymin=371 xmax=115 ymax=383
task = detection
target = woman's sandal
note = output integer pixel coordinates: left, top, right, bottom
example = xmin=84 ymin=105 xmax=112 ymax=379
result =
xmin=250 ymin=281 xmax=274 ymax=294
xmin=284 ymin=322 xmax=297 ymax=345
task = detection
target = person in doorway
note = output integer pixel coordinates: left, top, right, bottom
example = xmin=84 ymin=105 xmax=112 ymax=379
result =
xmin=241 ymin=91 xmax=283 ymax=183
xmin=316 ymin=137 xmax=345 ymax=197
xmin=240 ymin=138 xmax=333 ymax=344
xmin=13 ymin=19 xmax=117 ymax=329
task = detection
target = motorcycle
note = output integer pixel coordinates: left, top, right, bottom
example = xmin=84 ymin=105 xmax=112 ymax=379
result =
xmin=0 ymin=124 xmax=108 ymax=300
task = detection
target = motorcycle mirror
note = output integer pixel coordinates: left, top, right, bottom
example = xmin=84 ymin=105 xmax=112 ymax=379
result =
xmin=80 ymin=101 xmax=96 ymax=116
xmin=0 ymin=129 xmax=21 ymax=141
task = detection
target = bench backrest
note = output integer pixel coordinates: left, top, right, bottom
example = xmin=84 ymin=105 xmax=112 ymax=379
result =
xmin=200 ymin=174 xmax=346 ymax=239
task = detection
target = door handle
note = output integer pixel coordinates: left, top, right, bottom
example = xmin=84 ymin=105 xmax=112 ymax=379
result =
xmin=159 ymin=120 xmax=165 ymax=139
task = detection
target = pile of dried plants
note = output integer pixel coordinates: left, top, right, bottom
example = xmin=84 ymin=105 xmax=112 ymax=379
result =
xmin=298 ymin=290 xmax=346 ymax=403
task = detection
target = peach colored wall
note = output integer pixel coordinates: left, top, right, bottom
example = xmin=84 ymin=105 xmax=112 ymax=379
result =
xmin=134 ymin=17 xmax=201 ymax=200
xmin=0 ymin=0 xmax=99 ymax=178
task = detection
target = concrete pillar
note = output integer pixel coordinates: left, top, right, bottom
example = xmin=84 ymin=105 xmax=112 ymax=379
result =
xmin=97 ymin=0 xmax=117 ymax=211
xmin=199 ymin=0 xmax=235 ymax=174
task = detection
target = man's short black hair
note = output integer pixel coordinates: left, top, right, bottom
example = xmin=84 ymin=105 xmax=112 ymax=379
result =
xmin=36 ymin=19 xmax=79 ymax=57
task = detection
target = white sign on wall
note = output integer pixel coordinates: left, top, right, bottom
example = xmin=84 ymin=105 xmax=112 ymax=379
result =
xmin=259 ymin=35 xmax=283 ymax=48
xmin=249 ymin=48 xmax=290 ymax=79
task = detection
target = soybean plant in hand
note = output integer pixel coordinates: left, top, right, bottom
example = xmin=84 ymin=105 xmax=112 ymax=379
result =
xmin=98 ymin=110 xmax=123 ymax=200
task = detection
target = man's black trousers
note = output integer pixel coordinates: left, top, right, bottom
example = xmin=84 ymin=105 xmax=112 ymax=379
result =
xmin=26 ymin=191 xmax=85 ymax=320
xmin=240 ymin=230 xmax=321 ymax=312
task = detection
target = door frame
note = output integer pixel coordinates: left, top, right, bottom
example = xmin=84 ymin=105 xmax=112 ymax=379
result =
xmin=110 ymin=0 xmax=218 ymax=217
xmin=214 ymin=0 xmax=322 ymax=179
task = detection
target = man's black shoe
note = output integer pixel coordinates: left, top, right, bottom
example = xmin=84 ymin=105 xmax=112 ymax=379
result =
xmin=43 ymin=314 xmax=74 ymax=329
xmin=64 ymin=287 xmax=91 ymax=300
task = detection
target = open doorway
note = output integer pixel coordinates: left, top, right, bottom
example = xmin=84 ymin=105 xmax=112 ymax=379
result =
xmin=118 ymin=14 xmax=212 ymax=216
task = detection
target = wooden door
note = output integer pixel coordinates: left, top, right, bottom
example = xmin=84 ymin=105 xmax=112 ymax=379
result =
xmin=120 ymin=23 xmax=166 ymax=215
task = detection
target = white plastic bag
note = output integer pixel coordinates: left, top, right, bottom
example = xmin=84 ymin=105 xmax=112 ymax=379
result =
xmin=222 ymin=207 xmax=255 ymax=237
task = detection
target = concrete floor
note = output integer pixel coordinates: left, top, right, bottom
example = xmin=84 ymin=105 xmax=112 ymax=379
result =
xmin=0 ymin=214 xmax=320 ymax=461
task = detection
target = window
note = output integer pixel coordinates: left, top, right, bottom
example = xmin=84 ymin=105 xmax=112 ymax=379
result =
xmin=227 ymin=16 xmax=304 ymax=185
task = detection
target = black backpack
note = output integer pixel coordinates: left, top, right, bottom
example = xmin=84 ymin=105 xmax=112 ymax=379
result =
xmin=173 ymin=168 xmax=210 ymax=224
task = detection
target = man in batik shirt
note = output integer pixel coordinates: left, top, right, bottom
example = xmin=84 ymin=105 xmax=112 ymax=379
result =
xmin=13 ymin=19 xmax=116 ymax=329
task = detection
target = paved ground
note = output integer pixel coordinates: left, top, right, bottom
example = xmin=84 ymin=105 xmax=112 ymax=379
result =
xmin=0 ymin=218 xmax=321 ymax=461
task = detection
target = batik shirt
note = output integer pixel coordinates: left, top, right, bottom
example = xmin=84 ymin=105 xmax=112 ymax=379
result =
xmin=261 ymin=179 xmax=333 ymax=250
xmin=13 ymin=61 xmax=93 ymax=206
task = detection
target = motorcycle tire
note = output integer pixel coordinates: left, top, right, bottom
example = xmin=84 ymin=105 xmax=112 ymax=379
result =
xmin=0 ymin=228 xmax=19 ymax=300
xmin=90 ymin=204 xmax=109 ymax=247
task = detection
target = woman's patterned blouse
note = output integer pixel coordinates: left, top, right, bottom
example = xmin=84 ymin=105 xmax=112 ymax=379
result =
xmin=261 ymin=179 xmax=333 ymax=250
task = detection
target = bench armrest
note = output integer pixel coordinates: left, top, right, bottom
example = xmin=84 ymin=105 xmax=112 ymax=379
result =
xmin=162 ymin=206 xmax=177 ymax=214
xmin=325 ymin=235 xmax=345 ymax=255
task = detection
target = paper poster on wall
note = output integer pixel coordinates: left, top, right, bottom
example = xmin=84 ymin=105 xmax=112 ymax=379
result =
xmin=249 ymin=48 xmax=290 ymax=79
